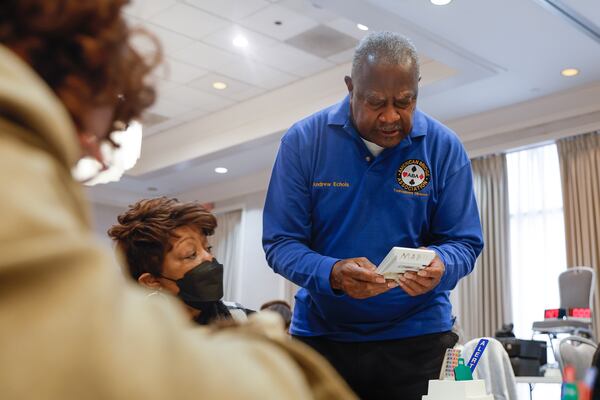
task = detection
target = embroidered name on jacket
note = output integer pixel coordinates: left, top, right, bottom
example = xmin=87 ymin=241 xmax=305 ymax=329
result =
xmin=312 ymin=181 xmax=350 ymax=188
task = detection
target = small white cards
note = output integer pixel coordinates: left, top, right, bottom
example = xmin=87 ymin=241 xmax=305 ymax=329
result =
xmin=439 ymin=348 xmax=462 ymax=380
xmin=377 ymin=247 xmax=436 ymax=280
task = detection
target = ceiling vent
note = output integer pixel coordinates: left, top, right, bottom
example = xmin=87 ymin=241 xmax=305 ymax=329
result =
xmin=285 ymin=25 xmax=358 ymax=58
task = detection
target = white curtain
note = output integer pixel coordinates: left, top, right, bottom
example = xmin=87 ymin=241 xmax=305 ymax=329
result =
xmin=506 ymin=144 xmax=567 ymax=339
xmin=210 ymin=209 xmax=242 ymax=303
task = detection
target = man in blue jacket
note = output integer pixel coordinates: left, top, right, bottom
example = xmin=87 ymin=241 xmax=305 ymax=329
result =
xmin=263 ymin=31 xmax=483 ymax=400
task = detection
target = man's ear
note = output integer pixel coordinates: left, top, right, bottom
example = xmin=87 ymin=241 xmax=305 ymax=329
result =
xmin=138 ymin=273 xmax=162 ymax=290
xmin=344 ymin=76 xmax=353 ymax=95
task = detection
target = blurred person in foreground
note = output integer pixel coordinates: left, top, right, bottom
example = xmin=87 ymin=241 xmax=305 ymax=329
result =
xmin=0 ymin=1 xmax=354 ymax=399
xmin=108 ymin=197 xmax=253 ymax=325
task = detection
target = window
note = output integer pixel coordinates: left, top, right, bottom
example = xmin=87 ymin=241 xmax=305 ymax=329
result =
xmin=506 ymin=143 xmax=567 ymax=339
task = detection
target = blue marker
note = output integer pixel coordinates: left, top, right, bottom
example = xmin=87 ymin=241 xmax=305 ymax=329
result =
xmin=467 ymin=338 xmax=489 ymax=372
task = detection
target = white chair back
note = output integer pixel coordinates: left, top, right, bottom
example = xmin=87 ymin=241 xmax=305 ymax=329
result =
xmin=559 ymin=267 xmax=594 ymax=310
xmin=555 ymin=335 xmax=597 ymax=381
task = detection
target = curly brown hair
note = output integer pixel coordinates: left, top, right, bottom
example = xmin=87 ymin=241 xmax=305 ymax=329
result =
xmin=108 ymin=197 xmax=217 ymax=281
xmin=0 ymin=0 xmax=160 ymax=135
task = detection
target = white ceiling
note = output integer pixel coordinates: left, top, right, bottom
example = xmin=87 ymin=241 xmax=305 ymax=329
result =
xmin=88 ymin=0 xmax=600 ymax=207
xmin=126 ymin=0 xmax=372 ymax=133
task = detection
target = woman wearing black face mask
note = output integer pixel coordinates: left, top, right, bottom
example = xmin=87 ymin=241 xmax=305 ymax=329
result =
xmin=108 ymin=197 xmax=251 ymax=325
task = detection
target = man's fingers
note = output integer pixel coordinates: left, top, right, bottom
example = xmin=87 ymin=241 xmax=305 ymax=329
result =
xmin=417 ymin=264 xmax=443 ymax=278
xmin=346 ymin=263 xmax=385 ymax=283
xmin=366 ymin=282 xmax=395 ymax=295
xmin=403 ymin=272 xmax=434 ymax=287
xmin=398 ymin=280 xmax=418 ymax=296
xmin=416 ymin=269 xmax=440 ymax=278
xmin=386 ymin=280 xmax=399 ymax=289
xmin=400 ymin=279 xmax=425 ymax=296
xmin=345 ymin=280 xmax=393 ymax=299
xmin=400 ymin=274 xmax=428 ymax=290
xmin=334 ymin=257 xmax=406 ymax=298
xmin=353 ymin=257 xmax=378 ymax=271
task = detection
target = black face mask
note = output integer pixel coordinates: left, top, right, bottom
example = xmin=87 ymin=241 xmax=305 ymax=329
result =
xmin=162 ymin=258 xmax=224 ymax=304
xmin=161 ymin=258 xmax=230 ymax=325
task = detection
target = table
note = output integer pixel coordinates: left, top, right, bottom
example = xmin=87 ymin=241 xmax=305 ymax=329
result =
xmin=516 ymin=375 xmax=562 ymax=399
xmin=515 ymin=376 xmax=562 ymax=384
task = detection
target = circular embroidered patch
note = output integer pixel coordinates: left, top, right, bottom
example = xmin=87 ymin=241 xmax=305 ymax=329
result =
xmin=396 ymin=159 xmax=431 ymax=192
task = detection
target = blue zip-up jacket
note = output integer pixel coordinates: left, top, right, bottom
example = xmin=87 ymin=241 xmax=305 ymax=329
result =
xmin=262 ymin=96 xmax=484 ymax=342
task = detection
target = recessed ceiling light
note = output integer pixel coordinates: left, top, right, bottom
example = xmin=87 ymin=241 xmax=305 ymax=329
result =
xmin=561 ymin=68 xmax=579 ymax=77
xmin=214 ymin=167 xmax=228 ymax=174
xmin=232 ymin=35 xmax=248 ymax=48
xmin=212 ymin=81 xmax=227 ymax=90
xmin=430 ymin=0 xmax=452 ymax=5
xmin=357 ymin=23 xmax=369 ymax=31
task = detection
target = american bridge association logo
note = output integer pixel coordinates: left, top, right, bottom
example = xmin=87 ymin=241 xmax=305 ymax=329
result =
xmin=396 ymin=159 xmax=431 ymax=192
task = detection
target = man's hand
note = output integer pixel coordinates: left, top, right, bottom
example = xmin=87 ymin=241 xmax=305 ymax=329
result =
xmin=330 ymin=257 xmax=398 ymax=299
xmin=397 ymin=255 xmax=445 ymax=296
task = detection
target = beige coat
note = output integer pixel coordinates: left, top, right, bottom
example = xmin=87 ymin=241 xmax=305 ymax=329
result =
xmin=0 ymin=45 xmax=355 ymax=400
